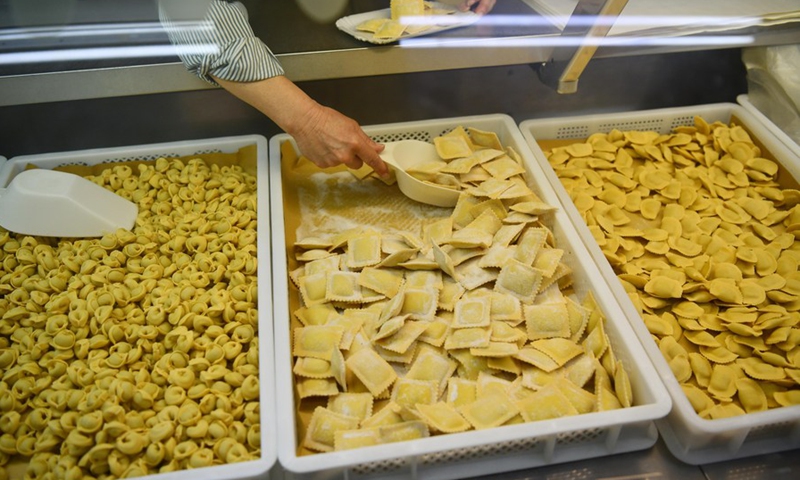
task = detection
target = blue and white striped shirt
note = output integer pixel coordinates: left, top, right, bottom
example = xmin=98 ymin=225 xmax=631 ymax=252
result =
xmin=159 ymin=0 xmax=284 ymax=85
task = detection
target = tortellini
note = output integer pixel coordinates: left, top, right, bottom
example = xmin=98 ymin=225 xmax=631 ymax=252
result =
xmin=0 ymin=156 xmax=261 ymax=477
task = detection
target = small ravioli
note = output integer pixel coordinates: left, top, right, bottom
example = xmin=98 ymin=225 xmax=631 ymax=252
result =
xmin=346 ymin=348 xmax=398 ymax=396
xmin=328 ymin=392 xmax=375 ymax=421
xmin=346 ymin=233 xmax=382 ymax=269
xmin=524 ymin=302 xmax=570 ymax=340
xmin=494 ymin=259 xmax=543 ymax=303
xmin=416 ymin=402 xmax=471 ymax=433
xmin=400 ymin=288 xmax=439 ymax=321
xmin=532 ymin=338 xmax=583 ymax=367
xmin=304 ymin=407 xmax=361 ymax=452
xmin=297 ymin=377 xmax=340 ymax=400
xmin=459 ymin=392 xmax=519 ymax=429
xmin=326 ymin=271 xmax=364 ymax=302
xmin=362 ymin=401 xmax=404 ymax=428
xmin=445 ymin=378 xmax=477 ymax=407
xmin=298 ymin=272 xmax=329 ymax=307
xmin=467 ymin=127 xmax=504 ymax=150
xmin=470 ymin=341 xmax=520 ymax=358
xmin=444 ymin=326 xmax=491 ymax=350
xmin=515 ymin=383 xmax=578 ymax=422
xmin=452 ymin=296 xmax=491 ymax=329
xmin=293 ymin=325 xmax=345 ymax=360
xmin=406 ymin=350 xmax=458 ymax=396
xmin=391 ymin=378 xmax=439 ymax=412
xmin=376 ymin=320 xmax=428 ymax=354
xmin=358 ymin=267 xmax=404 ymax=298
xmin=435 ymin=135 xmax=473 ymax=160
xmin=293 ymin=357 xmax=333 ymax=379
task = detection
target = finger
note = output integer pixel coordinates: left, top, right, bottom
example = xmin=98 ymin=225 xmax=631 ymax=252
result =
xmin=475 ymin=0 xmax=493 ymax=14
xmin=360 ymin=148 xmax=389 ymax=177
xmin=341 ymin=156 xmax=364 ymax=170
xmin=459 ymin=0 xmax=478 ymax=11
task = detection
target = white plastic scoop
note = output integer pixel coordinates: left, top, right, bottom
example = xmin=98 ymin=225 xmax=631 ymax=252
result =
xmin=379 ymin=140 xmax=460 ymax=207
xmin=0 ymin=169 xmax=138 ymax=237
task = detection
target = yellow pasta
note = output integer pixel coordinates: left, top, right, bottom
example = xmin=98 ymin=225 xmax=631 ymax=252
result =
xmin=0 ymin=157 xmax=262 ymax=476
xmin=283 ymin=125 xmax=637 ymax=458
xmin=545 ymin=116 xmax=800 ymax=418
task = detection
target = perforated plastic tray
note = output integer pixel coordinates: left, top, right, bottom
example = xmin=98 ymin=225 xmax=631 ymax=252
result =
xmin=1 ymin=136 xmax=277 ymax=480
xmin=738 ymin=94 xmax=800 ymax=159
xmin=269 ymin=114 xmax=671 ymax=479
xmin=519 ymin=103 xmax=800 ymax=465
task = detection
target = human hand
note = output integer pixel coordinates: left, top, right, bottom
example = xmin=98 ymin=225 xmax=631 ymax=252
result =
xmin=459 ymin=0 xmax=495 ymax=14
xmin=292 ymin=104 xmax=388 ymax=177
xmin=212 ymin=74 xmax=388 ymax=176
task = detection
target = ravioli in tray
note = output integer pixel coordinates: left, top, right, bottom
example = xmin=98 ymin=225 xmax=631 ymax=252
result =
xmin=539 ymin=116 xmax=800 ymax=418
xmin=518 ymin=104 xmax=800 ymax=464
xmin=276 ymin=123 xmax=643 ymax=456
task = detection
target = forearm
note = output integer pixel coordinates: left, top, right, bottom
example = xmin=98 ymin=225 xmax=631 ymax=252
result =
xmin=212 ymin=74 xmax=320 ymax=138
xmin=214 ymin=74 xmax=388 ymax=176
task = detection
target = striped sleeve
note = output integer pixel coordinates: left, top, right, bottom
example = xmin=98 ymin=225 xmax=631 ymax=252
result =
xmin=159 ymin=0 xmax=284 ymax=85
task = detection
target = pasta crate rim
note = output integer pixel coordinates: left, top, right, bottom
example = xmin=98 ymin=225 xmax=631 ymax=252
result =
xmin=2 ymin=135 xmax=277 ymax=480
xmin=518 ymin=103 xmax=800 ymax=465
xmin=268 ymin=113 xmax=671 ymax=478
xmin=737 ymin=94 xmax=800 ymax=159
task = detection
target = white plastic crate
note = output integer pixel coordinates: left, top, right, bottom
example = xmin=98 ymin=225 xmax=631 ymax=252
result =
xmin=518 ymin=103 xmax=800 ymax=465
xmin=738 ymin=94 xmax=800 ymax=159
xmin=268 ymin=114 xmax=671 ymax=480
xmin=1 ymin=136 xmax=277 ymax=480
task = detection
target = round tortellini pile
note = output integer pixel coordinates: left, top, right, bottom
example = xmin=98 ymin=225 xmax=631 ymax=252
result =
xmin=0 ymin=157 xmax=260 ymax=479
xmin=545 ymin=116 xmax=800 ymax=418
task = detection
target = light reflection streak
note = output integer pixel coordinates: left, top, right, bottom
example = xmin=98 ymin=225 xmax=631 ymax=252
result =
xmin=0 ymin=45 xmax=217 ymax=65
xmin=0 ymin=21 xmax=210 ymax=41
xmin=0 ymin=14 xmax=760 ymax=65
xmin=401 ymin=14 xmax=762 ymax=28
xmin=401 ymin=35 xmax=755 ymax=48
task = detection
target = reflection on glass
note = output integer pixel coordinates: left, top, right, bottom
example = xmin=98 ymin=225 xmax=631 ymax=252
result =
xmin=295 ymin=0 xmax=349 ymax=24
xmin=0 ymin=1 xmax=762 ymax=69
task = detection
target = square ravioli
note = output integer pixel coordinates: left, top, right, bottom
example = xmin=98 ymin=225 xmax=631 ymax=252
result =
xmin=285 ymin=125 xmax=639 ymax=455
xmin=495 ymin=259 xmax=543 ymax=303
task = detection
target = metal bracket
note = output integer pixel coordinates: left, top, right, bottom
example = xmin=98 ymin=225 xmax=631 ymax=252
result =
xmin=538 ymin=0 xmax=629 ymax=94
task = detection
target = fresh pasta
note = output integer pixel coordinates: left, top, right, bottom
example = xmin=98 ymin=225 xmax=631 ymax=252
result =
xmin=0 ymin=156 xmax=261 ymax=478
xmin=285 ymin=125 xmax=635 ymax=454
xmin=543 ymin=116 xmax=800 ymax=418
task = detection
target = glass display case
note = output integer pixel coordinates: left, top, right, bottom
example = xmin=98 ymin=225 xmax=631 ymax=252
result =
xmin=0 ymin=1 xmax=799 ymax=479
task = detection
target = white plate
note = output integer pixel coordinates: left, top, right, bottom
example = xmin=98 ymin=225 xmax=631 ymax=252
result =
xmin=336 ymin=2 xmax=480 ymax=45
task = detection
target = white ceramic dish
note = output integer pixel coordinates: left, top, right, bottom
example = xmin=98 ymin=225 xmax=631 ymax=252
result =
xmin=335 ymin=1 xmax=480 ymax=45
